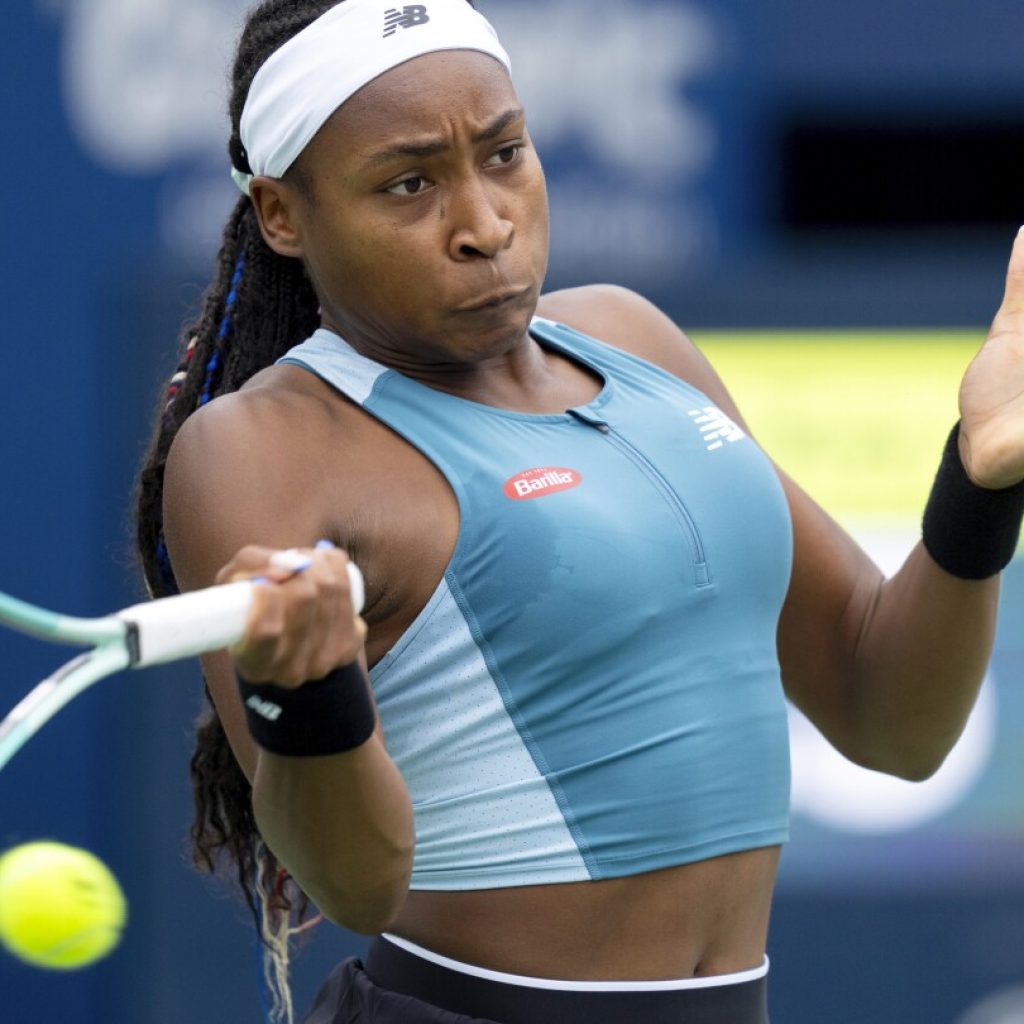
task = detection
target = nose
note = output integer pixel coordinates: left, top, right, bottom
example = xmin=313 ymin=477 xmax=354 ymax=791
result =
xmin=448 ymin=178 xmax=514 ymax=261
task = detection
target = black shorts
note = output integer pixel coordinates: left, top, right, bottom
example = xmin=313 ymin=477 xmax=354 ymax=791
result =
xmin=303 ymin=935 xmax=770 ymax=1024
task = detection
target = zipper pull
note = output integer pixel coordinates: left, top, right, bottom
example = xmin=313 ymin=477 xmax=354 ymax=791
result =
xmin=567 ymin=408 xmax=610 ymax=433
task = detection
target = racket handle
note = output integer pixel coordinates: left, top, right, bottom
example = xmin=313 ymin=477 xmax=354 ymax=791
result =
xmin=120 ymin=562 xmax=365 ymax=668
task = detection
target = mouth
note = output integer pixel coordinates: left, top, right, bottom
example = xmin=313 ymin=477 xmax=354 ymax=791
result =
xmin=454 ymin=287 xmax=531 ymax=313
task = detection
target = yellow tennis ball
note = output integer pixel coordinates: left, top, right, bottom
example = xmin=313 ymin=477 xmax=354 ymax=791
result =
xmin=0 ymin=841 xmax=127 ymax=969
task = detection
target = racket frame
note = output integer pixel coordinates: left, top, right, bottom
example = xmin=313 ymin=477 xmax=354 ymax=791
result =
xmin=0 ymin=562 xmax=364 ymax=770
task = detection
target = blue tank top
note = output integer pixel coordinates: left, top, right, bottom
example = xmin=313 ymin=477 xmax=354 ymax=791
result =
xmin=279 ymin=318 xmax=793 ymax=890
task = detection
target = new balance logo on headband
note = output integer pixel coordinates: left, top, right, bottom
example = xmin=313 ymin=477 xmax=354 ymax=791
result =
xmin=383 ymin=6 xmax=430 ymax=37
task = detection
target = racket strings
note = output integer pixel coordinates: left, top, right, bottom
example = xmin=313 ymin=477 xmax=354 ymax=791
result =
xmin=0 ymin=645 xmax=131 ymax=770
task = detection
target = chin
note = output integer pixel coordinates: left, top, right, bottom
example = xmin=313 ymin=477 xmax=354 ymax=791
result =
xmin=447 ymin=293 xmax=537 ymax=351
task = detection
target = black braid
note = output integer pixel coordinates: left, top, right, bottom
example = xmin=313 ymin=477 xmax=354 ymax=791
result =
xmin=134 ymin=0 xmax=342 ymax=945
xmin=134 ymin=0 xmax=481 ymax=993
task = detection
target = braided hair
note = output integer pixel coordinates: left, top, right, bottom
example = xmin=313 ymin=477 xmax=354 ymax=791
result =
xmin=136 ymin=1 xmax=480 ymax=1014
xmin=134 ymin=1 xmax=342 ymax=1017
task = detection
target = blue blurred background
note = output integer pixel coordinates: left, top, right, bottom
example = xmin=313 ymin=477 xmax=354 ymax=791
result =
xmin=1 ymin=0 xmax=1022 ymax=1020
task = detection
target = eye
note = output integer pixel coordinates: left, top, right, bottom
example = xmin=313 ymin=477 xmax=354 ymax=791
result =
xmin=484 ymin=144 xmax=522 ymax=168
xmin=385 ymin=175 xmax=431 ymax=196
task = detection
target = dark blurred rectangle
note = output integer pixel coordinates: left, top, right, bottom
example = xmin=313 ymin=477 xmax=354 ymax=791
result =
xmin=778 ymin=110 xmax=1024 ymax=229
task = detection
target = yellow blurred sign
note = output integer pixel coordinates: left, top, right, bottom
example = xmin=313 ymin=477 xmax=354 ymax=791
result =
xmin=690 ymin=331 xmax=983 ymax=524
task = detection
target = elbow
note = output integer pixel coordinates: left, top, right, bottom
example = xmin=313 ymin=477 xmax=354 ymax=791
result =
xmin=869 ymin=755 xmax=944 ymax=783
xmin=845 ymin=735 xmax=952 ymax=782
xmin=892 ymin=746 xmax=949 ymax=782
xmin=336 ymin=909 xmax=403 ymax=936
xmin=312 ymin=835 xmax=415 ymax=935
xmin=341 ymin=913 xmax=400 ymax=937
xmin=833 ymin=688 xmax=968 ymax=782
xmin=891 ymin=747 xmax=951 ymax=782
xmin=318 ymin=873 xmax=412 ymax=935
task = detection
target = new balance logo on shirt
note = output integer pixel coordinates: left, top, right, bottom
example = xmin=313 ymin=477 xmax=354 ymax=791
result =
xmin=688 ymin=406 xmax=745 ymax=451
xmin=384 ymin=5 xmax=430 ymax=36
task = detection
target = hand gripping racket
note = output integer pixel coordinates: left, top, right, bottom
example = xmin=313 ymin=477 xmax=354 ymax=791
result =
xmin=0 ymin=558 xmax=364 ymax=770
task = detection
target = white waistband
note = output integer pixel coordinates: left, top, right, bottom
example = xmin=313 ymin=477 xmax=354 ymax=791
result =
xmin=380 ymin=933 xmax=769 ymax=992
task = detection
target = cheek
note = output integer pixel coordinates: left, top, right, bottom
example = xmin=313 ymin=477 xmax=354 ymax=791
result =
xmin=523 ymin=181 xmax=550 ymax=268
xmin=520 ymin=159 xmax=550 ymax=247
xmin=325 ymin=229 xmax=438 ymax=319
xmin=315 ymin=220 xmax=400 ymax=289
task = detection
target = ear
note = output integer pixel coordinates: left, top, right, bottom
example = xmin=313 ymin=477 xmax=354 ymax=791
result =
xmin=249 ymin=177 xmax=307 ymax=259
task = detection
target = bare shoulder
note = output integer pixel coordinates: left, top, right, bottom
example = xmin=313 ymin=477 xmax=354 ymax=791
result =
xmin=169 ymin=364 xmax=342 ymax=475
xmin=536 ymin=284 xmax=737 ymax=416
xmin=163 ymin=364 xmax=361 ymax=591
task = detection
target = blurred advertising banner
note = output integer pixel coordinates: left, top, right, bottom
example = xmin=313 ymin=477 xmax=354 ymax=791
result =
xmin=43 ymin=0 xmax=729 ymax=287
xmin=36 ymin=0 xmax=1024 ymax=323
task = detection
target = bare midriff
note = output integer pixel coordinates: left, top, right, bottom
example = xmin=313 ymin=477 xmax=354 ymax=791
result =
xmin=389 ymin=845 xmax=780 ymax=981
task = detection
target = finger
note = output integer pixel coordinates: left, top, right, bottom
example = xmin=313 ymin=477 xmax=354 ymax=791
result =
xmin=307 ymin=544 xmax=364 ymax=614
xmin=261 ymin=547 xmax=315 ymax=583
xmin=998 ymin=226 xmax=1024 ymax=316
xmin=242 ymin=554 xmax=363 ymax=681
xmin=214 ymin=544 xmax=277 ymax=585
xmin=264 ymin=541 xmax=338 ymax=583
xmin=223 ymin=541 xmax=366 ymax=681
xmin=303 ymin=552 xmax=365 ymax=667
xmin=353 ymin=615 xmax=368 ymax=648
xmin=233 ymin=581 xmax=289 ymax=681
xmin=269 ymin=547 xmax=314 ymax=573
xmin=286 ymin=548 xmax=366 ymax=667
xmin=220 ymin=545 xmax=313 ymax=586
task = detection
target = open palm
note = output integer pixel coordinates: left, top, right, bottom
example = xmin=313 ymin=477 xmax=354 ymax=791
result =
xmin=958 ymin=230 xmax=1024 ymax=490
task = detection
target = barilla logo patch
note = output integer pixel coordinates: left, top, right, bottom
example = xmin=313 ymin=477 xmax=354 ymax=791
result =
xmin=503 ymin=467 xmax=582 ymax=501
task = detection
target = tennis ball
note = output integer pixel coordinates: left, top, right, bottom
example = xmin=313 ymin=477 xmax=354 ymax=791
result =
xmin=0 ymin=841 xmax=127 ymax=969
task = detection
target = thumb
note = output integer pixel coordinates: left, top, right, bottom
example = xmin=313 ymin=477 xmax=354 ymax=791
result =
xmin=997 ymin=227 xmax=1024 ymax=317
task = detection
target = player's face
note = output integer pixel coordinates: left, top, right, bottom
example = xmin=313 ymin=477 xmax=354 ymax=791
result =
xmin=287 ymin=49 xmax=549 ymax=370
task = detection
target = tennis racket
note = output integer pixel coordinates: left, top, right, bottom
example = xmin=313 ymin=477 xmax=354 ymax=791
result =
xmin=0 ymin=558 xmax=364 ymax=770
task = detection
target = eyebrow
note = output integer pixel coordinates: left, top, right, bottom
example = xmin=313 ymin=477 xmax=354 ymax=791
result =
xmin=362 ymin=107 xmax=525 ymax=169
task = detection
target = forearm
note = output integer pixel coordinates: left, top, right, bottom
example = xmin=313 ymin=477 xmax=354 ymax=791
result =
xmin=199 ymin=541 xmax=415 ymax=929
xmin=845 ymin=418 xmax=1023 ymax=777
xmin=778 ymin=466 xmax=1006 ymax=781
xmin=842 ymin=542 xmax=999 ymax=779
xmin=253 ymin=730 xmax=415 ymax=933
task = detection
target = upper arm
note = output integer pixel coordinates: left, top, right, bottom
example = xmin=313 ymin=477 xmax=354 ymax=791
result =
xmin=540 ymin=284 xmax=886 ymax=745
xmin=162 ymin=387 xmax=346 ymax=780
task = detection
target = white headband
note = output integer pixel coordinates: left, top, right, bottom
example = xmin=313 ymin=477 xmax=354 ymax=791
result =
xmin=233 ymin=0 xmax=512 ymax=195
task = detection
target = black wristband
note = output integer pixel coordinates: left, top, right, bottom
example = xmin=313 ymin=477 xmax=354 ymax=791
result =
xmin=922 ymin=422 xmax=1024 ymax=580
xmin=237 ymin=662 xmax=375 ymax=757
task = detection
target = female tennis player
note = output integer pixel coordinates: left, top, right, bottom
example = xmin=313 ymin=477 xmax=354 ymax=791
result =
xmin=135 ymin=1 xmax=1024 ymax=1021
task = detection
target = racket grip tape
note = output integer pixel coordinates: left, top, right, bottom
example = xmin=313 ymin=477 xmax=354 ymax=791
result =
xmin=120 ymin=562 xmax=365 ymax=668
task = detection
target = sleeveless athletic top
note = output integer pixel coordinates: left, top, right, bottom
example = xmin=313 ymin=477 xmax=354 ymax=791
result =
xmin=279 ymin=318 xmax=793 ymax=890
